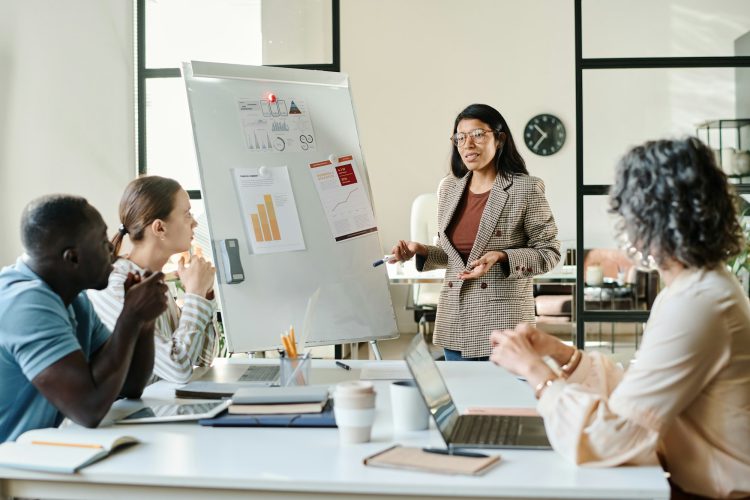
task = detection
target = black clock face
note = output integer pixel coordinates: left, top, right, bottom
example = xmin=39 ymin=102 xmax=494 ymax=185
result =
xmin=524 ymin=114 xmax=565 ymax=156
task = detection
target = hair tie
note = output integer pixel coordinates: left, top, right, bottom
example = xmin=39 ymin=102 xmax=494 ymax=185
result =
xmin=118 ymin=224 xmax=128 ymax=236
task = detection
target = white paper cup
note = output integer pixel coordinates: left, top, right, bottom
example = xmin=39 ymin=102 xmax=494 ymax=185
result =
xmin=390 ymin=380 xmax=430 ymax=432
xmin=333 ymin=381 xmax=376 ymax=444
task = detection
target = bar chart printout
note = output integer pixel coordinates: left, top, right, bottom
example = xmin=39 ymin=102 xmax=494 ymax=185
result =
xmin=232 ymin=166 xmax=306 ymax=254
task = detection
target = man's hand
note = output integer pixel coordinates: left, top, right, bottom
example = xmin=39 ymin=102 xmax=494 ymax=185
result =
xmin=121 ymin=271 xmax=168 ymax=323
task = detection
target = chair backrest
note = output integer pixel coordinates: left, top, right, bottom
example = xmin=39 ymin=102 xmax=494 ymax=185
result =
xmin=410 ymin=193 xmax=440 ymax=307
xmin=410 ymin=193 xmax=439 ymax=247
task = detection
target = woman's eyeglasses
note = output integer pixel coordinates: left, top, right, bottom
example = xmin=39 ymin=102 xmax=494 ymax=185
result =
xmin=450 ymin=129 xmax=495 ymax=147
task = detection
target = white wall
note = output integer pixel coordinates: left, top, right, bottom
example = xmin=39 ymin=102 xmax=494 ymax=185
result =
xmin=340 ymin=0 xmax=750 ymax=332
xmin=340 ymin=0 xmax=576 ymax=333
xmin=0 ymin=0 xmax=134 ymax=265
xmin=341 ymin=0 xmax=577 ymax=249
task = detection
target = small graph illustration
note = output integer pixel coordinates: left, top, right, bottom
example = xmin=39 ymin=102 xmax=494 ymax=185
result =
xmin=249 ymin=194 xmax=282 ymax=242
xmin=271 ymin=121 xmax=289 ymax=132
xmin=332 ymin=187 xmax=359 ymax=212
xmin=288 ymin=101 xmax=302 ymax=114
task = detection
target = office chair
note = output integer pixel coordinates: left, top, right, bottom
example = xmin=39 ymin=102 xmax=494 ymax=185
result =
xmin=410 ymin=193 xmax=440 ymax=337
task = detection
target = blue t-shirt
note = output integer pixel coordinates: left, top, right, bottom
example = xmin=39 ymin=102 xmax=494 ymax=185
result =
xmin=0 ymin=258 xmax=110 ymax=442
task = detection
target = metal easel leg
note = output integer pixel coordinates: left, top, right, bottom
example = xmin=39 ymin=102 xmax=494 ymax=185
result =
xmin=369 ymin=340 xmax=383 ymax=360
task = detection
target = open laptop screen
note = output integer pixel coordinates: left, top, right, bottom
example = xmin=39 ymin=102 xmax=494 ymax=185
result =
xmin=404 ymin=335 xmax=459 ymax=442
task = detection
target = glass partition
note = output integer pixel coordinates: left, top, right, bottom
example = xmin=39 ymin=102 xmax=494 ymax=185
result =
xmin=583 ymin=67 xmax=739 ymax=185
xmin=582 ymin=0 xmax=750 ymax=59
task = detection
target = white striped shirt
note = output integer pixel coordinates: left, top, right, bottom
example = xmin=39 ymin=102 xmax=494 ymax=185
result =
xmin=88 ymin=258 xmax=218 ymax=385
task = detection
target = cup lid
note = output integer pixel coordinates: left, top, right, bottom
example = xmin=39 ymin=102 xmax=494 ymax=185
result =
xmin=334 ymin=380 xmax=375 ymax=396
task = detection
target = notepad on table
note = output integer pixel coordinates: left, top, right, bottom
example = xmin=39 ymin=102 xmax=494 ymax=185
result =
xmin=363 ymin=445 xmax=501 ymax=476
xmin=0 ymin=428 xmax=138 ymax=474
xmin=228 ymin=385 xmax=329 ymax=415
xmin=228 ymin=400 xmax=327 ymax=415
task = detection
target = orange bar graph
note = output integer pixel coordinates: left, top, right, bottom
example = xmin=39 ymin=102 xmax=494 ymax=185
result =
xmin=250 ymin=214 xmax=264 ymax=242
xmin=257 ymin=204 xmax=272 ymax=241
xmin=249 ymin=194 xmax=282 ymax=243
xmin=264 ymin=194 xmax=281 ymax=240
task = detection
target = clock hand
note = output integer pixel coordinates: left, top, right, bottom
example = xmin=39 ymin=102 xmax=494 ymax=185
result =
xmin=533 ymin=124 xmax=548 ymax=138
xmin=533 ymin=134 xmax=546 ymax=150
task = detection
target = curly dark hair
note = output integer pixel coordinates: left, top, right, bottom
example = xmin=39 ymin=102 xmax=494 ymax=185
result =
xmin=609 ymin=137 xmax=744 ymax=269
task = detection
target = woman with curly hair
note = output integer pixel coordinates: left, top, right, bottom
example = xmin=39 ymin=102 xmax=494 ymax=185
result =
xmin=491 ymin=137 xmax=750 ymax=499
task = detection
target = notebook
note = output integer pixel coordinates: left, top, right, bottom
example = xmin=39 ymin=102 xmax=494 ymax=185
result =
xmin=404 ymin=335 xmax=551 ymax=450
xmin=0 ymin=428 xmax=137 ymax=474
xmin=199 ymin=400 xmax=337 ymax=427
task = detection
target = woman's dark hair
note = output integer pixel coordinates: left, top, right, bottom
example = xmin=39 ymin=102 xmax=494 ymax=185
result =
xmin=112 ymin=175 xmax=182 ymax=256
xmin=450 ymin=103 xmax=528 ymax=179
xmin=609 ymin=137 xmax=744 ymax=269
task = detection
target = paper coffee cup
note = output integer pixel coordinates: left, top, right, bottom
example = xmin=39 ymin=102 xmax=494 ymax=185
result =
xmin=333 ymin=381 xmax=376 ymax=444
xmin=390 ymin=380 xmax=430 ymax=432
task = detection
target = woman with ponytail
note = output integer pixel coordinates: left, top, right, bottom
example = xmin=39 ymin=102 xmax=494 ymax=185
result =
xmin=89 ymin=176 xmax=218 ymax=384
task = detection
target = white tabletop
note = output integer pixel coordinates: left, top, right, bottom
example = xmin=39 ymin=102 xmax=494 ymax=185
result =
xmin=0 ymin=360 xmax=668 ymax=500
xmin=387 ymin=261 xmax=577 ymax=284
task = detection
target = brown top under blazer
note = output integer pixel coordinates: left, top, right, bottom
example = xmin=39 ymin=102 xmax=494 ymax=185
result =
xmin=418 ymin=172 xmax=561 ymax=357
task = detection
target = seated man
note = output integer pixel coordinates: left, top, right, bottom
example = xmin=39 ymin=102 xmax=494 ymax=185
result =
xmin=0 ymin=195 xmax=168 ymax=442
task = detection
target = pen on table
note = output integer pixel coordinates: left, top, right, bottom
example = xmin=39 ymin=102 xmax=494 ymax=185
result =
xmin=335 ymin=361 xmax=352 ymax=371
xmin=422 ymin=447 xmax=489 ymax=458
xmin=372 ymin=254 xmax=395 ymax=267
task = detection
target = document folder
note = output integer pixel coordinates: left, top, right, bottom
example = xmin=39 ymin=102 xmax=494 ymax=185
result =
xmin=199 ymin=400 xmax=336 ymax=428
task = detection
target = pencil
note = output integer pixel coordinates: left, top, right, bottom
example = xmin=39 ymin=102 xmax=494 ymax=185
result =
xmin=31 ymin=441 xmax=103 ymax=449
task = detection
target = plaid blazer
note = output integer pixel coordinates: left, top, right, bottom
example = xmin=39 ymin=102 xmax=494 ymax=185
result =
xmin=418 ymin=172 xmax=560 ymax=358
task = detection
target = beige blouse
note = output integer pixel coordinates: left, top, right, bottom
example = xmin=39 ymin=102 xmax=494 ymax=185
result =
xmin=537 ymin=267 xmax=750 ymax=498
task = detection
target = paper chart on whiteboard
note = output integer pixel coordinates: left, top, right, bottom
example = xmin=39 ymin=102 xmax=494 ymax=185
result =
xmin=309 ymin=155 xmax=378 ymax=242
xmin=232 ymin=166 xmax=306 ymax=254
xmin=237 ymin=98 xmax=316 ymax=153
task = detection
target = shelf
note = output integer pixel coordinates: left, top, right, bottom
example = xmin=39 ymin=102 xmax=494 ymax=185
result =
xmin=697 ymin=119 xmax=750 ymax=129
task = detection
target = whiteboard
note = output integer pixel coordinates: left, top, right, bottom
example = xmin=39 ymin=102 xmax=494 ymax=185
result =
xmin=183 ymin=61 xmax=398 ymax=352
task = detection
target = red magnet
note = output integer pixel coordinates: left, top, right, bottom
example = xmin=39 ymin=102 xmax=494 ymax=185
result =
xmin=266 ymin=92 xmax=277 ymax=103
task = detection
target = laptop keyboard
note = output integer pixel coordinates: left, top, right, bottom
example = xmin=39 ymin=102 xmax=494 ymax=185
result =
xmin=238 ymin=365 xmax=280 ymax=382
xmin=452 ymin=415 xmax=519 ymax=445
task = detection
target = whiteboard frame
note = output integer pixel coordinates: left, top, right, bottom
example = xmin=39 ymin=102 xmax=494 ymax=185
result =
xmin=183 ymin=61 xmax=398 ymax=353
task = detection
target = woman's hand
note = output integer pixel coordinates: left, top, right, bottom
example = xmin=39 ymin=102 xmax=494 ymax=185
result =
xmin=490 ymin=327 xmax=555 ymax=388
xmin=389 ymin=240 xmax=427 ymax=263
xmin=490 ymin=328 xmax=542 ymax=378
xmin=458 ymin=251 xmax=507 ymax=280
xmin=177 ymin=254 xmax=216 ymax=298
xmin=492 ymin=323 xmax=574 ymax=367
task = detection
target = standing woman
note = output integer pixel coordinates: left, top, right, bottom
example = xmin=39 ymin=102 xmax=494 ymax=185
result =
xmin=89 ymin=176 xmax=219 ymax=384
xmin=391 ymin=104 xmax=560 ymax=361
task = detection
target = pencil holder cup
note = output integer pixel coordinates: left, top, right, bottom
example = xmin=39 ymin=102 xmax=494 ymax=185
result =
xmin=280 ymin=353 xmax=311 ymax=386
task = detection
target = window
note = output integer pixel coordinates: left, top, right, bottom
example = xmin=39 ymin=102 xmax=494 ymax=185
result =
xmin=136 ymin=0 xmax=339 ymax=207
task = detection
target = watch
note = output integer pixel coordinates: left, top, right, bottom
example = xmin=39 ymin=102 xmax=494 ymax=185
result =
xmin=524 ymin=114 xmax=566 ymax=156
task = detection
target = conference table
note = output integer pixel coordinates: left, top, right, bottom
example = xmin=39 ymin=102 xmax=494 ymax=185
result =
xmin=0 ymin=359 xmax=669 ymax=500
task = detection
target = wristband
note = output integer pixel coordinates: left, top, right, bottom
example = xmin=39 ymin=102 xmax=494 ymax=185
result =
xmin=534 ymin=378 xmax=557 ymax=399
xmin=561 ymin=348 xmax=582 ymax=377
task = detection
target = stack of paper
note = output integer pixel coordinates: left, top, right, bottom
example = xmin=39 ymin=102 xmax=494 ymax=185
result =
xmin=228 ymin=385 xmax=329 ymax=415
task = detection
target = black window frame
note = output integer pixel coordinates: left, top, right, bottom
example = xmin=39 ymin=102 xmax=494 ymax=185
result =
xmin=574 ymin=0 xmax=750 ymax=349
xmin=135 ymin=0 xmax=341 ymax=200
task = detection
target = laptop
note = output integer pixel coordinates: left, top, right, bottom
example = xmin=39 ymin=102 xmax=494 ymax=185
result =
xmin=175 ymin=365 xmax=280 ymax=398
xmin=404 ymin=335 xmax=551 ymax=450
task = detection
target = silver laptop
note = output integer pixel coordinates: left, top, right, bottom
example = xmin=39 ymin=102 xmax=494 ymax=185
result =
xmin=404 ymin=335 xmax=551 ymax=450
xmin=196 ymin=364 xmax=279 ymax=384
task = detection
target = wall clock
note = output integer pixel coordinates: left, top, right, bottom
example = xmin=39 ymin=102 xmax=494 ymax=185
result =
xmin=524 ymin=114 xmax=565 ymax=156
